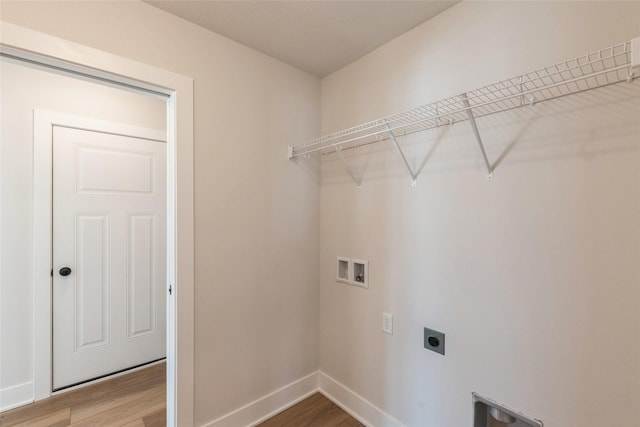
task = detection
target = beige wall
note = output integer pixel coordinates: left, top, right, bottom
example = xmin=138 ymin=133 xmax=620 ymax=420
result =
xmin=0 ymin=1 xmax=320 ymax=424
xmin=320 ymin=2 xmax=640 ymax=427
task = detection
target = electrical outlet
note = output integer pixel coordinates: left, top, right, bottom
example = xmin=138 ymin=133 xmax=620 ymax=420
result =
xmin=424 ymin=327 xmax=445 ymax=355
xmin=382 ymin=312 xmax=393 ymax=335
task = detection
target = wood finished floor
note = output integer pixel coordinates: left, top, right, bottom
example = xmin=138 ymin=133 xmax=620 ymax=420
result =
xmin=0 ymin=362 xmax=165 ymax=427
xmin=1 ymin=366 xmax=360 ymax=427
xmin=257 ymin=393 xmax=364 ymax=427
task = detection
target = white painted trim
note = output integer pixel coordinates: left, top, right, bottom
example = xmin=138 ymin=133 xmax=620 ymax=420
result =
xmin=198 ymin=371 xmax=405 ymax=427
xmin=318 ymin=372 xmax=406 ymax=427
xmin=0 ymin=381 xmax=34 ymax=412
xmin=1 ymin=22 xmax=194 ymax=426
xmin=202 ymin=372 xmax=320 ymax=427
xmin=32 ymin=111 xmax=53 ymax=402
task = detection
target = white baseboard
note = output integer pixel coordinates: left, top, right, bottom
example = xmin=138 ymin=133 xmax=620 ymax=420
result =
xmin=201 ymin=371 xmax=319 ymax=427
xmin=318 ymin=372 xmax=406 ymax=427
xmin=0 ymin=381 xmax=34 ymax=412
xmin=199 ymin=370 xmax=404 ymax=427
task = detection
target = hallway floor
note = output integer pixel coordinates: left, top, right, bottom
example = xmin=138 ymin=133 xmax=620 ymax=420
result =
xmin=0 ymin=362 xmax=165 ymax=426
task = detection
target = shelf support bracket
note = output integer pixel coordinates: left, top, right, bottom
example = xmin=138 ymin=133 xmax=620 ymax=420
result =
xmin=462 ymin=93 xmax=494 ymax=181
xmin=384 ymin=120 xmax=417 ymax=186
xmin=334 ymin=146 xmax=361 ymax=187
xmin=629 ymin=37 xmax=640 ymax=82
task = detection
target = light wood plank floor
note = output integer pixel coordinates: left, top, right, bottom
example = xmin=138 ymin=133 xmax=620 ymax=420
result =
xmin=0 ymin=362 xmax=165 ymax=427
xmin=258 ymin=393 xmax=364 ymax=427
xmin=1 ymin=367 xmax=360 ymax=427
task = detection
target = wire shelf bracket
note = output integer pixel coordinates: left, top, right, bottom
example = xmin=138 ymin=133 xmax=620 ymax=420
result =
xmin=288 ymin=37 xmax=640 ymax=186
xmin=385 ymin=120 xmax=418 ymax=186
xmin=334 ymin=145 xmax=362 ymax=187
xmin=461 ymin=93 xmax=494 ymax=181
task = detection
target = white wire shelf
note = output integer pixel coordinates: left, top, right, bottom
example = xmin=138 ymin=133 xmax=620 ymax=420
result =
xmin=288 ymin=38 xmax=639 ymax=183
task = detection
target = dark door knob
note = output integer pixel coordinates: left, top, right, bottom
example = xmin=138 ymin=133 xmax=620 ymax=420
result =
xmin=59 ymin=267 xmax=72 ymax=277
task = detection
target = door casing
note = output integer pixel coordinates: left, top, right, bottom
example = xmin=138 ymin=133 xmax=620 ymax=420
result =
xmin=1 ymin=22 xmax=194 ymax=427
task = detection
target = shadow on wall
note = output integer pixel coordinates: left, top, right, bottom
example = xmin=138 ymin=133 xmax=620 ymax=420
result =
xmin=311 ymin=82 xmax=640 ymax=187
xmin=316 ymin=76 xmax=640 ymax=426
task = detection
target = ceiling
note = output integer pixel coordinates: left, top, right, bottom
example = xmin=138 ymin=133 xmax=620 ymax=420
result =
xmin=145 ymin=1 xmax=459 ymax=77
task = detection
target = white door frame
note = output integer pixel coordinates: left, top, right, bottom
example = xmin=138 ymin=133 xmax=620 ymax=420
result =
xmin=1 ymin=23 xmax=194 ymax=427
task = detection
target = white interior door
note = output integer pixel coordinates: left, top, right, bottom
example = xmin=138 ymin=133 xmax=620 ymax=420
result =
xmin=52 ymin=125 xmax=166 ymax=390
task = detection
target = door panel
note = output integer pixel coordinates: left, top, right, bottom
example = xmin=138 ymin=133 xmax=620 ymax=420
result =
xmin=76 ymin=213 xmax=110 ymax=350
xmin=77 ymin=145 xmax=155 ymax=195
xmin=128 ymin=214 xmax=156 ymax=338
xmin=53 ymin=125 xmax=166 ymax=390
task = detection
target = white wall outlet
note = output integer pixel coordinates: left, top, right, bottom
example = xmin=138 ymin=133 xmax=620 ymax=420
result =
xmin=382 ymin=312 xmax=393 ymax=335
xmin=337 ymin=257 xmax=369 ymax=288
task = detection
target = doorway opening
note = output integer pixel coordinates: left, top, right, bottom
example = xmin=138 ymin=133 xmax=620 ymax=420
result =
xmin=1 ymin=23 xmax=194 ymax=426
